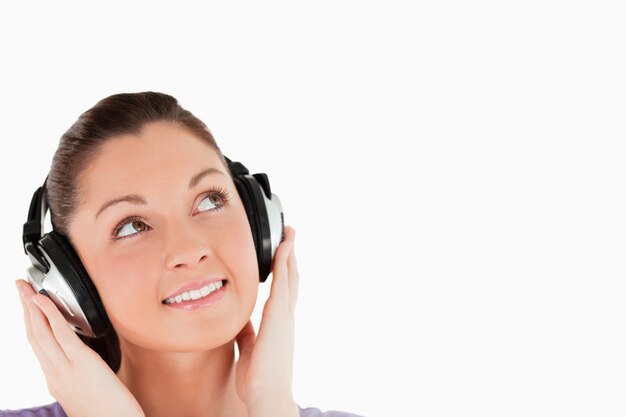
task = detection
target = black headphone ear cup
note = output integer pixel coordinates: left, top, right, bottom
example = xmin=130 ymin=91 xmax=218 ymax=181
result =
xmin=225 ymin=156 xmax=283 ymax=283
xmin=233 ymin=176 xmax=265 ymax=280
xmin=41 ymin=231 xmax=112 ymax=337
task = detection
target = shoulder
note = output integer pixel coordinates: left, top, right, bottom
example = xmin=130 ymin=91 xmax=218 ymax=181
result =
xmin=0 ymin=402 xmax=67 ymax=417
xmin=298 ymin=404 xmax=365 ymax=417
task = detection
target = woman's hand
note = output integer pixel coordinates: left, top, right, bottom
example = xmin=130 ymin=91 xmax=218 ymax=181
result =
xmin=15 ymin=279 xmax=145 ymax=417
xmin=235 ymin=226 xmax=300 ymax=417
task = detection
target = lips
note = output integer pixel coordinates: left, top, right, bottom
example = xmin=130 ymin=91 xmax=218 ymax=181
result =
xmin=162 ymin=277 xmax=227 ymax=302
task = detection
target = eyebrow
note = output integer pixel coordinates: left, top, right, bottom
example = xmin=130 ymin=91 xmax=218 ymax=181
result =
xmin=94 ymin=167 xmax=227 ymax=220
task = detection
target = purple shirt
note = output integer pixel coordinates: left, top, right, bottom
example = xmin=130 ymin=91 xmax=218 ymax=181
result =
xmin=1 ymin=401 xmax=364 ymax=417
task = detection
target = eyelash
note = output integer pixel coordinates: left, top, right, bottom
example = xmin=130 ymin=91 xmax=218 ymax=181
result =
xmin=110 ymin=186 xmax=231 ymax=241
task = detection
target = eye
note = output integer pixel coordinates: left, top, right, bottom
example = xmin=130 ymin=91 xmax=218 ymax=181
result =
xmin=197 ymin=188 xmax=228 ymax=213
xmin=113 ymin=217 xmax=149 ymax=239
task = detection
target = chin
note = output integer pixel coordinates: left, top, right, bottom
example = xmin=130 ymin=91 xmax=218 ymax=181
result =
xmin=115 ymin=315 xmax=247 ymax=353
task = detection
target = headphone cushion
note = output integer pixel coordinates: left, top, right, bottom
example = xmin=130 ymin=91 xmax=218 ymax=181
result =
xmin=45 ymin=231 xmax=110 ymax=328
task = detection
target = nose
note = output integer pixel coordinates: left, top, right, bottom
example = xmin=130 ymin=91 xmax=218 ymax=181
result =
xmin=165 ymin=219 xmax=212 ymax=270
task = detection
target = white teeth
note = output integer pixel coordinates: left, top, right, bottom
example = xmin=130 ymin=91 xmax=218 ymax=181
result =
xmin=164 ymin=281 xmax=224 ymax=305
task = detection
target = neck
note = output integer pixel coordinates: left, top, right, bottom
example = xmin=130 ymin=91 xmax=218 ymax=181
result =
xmin=116 ymin=338 xmax=249 ymax=417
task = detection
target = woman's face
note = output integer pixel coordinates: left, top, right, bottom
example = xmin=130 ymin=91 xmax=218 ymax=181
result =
xmin=68 ymin=121 xmax=259 ymax=352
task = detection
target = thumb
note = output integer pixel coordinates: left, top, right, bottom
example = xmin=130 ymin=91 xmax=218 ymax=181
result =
xmin=235 ymin=320 xmax=256 ymax=357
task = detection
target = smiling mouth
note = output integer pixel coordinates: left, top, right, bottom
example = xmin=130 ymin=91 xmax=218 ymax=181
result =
xmin=162 ymin=279 xmax=228 ymax=305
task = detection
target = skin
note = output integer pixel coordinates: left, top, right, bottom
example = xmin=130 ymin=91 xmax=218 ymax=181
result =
xmin=17 ymin=121 xmax=299 ymax=417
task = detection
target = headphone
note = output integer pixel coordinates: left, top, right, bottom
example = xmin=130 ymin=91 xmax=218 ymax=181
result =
xmin=22 ymin=156 xmax=285 ymax=339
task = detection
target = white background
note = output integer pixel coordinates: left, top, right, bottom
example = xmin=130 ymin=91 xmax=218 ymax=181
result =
xmin=1 ymin=1 xmax=625 ymax=416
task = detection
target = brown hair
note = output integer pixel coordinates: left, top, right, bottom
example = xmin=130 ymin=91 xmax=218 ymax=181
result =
xmin=46 ymin=91 xmax=229 ymax=373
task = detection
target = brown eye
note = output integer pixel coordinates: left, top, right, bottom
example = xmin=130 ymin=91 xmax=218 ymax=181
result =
xmin=197 ymin=191 xmax=227 ymax=213
xmin=114 ymin=218 xmax=150 ymax=239
xmin=132 ymin=221 xmax=147 ymax=232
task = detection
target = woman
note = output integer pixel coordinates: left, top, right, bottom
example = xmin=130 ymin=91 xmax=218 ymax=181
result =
xmin=5 ymin=92 xmax=362 ymax=417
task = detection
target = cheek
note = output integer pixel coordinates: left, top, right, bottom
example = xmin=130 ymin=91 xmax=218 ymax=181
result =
xmin=224 ymin=216 xmax=258 ymax=277
xmin=88 ymin=251 xmax=159 ymax=321
xmin=219 ymin=213 xmax=260 ymax=310
xmin=88 ymin=255 xmax=164 ymax=347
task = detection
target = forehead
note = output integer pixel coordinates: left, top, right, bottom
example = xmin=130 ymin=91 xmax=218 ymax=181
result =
xmin=78 ymin=121 xmax=227 ymax=204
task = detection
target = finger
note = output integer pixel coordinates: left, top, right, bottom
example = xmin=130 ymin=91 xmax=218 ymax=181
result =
xmin=23 ymin=302 xmax=58 ymax=377
xmin=287 ymin=231 xmax=299 ymax=314
xmin=28 ymin=294 xmax=71 ymax=368
xmin=16 ymin=281 xmax=53 ymax=365
xmin=31 ymin=293 xmax=86 ymax=362
xmin=17 ymin=289 xmax=62 ymax=376
xmin=17 ymin=282 xmax=36 ymax=350
xmin=269 ymin=227 xmax=294 ymax=308
xmin=16 ymin=280 xmax=34 ymax=332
